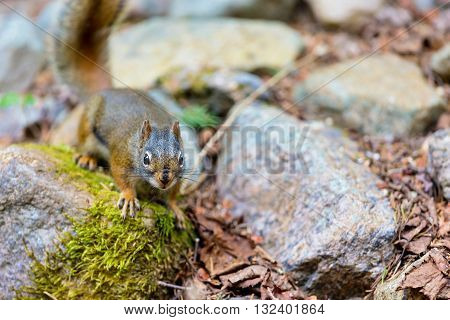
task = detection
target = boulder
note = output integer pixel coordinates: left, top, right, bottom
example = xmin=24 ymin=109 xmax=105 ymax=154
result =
xmin=169 ymin=0 xmax=298 ymax=21
xmin=0 ymin=15 xmax=45 ymax=92
xmin=110 ymin=18 xmax=304 ymax=88
xmin=0 ymin=146 xmax=90 ymax=299
xmin=216 ymin=104 xmax=396 ymax=298
xmin=306 ymin=0 xmax=384 ymax=30
xmin=426 ymin=129 xmax=450 ymax=200
xmin=293 ymin=54 xmax=446 ymax=137
xmin=0 ymin=145 xmax=191 ymax=299
xmin=431 ymin=44 xmax=450 ymax=81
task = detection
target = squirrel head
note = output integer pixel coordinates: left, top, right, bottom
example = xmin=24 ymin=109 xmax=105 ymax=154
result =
xmin=137 ymin=120 xmax=184 ymax=190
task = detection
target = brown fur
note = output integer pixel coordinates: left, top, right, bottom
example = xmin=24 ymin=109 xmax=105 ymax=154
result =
xmin=54 ymin=0 xmax=186 ymax=224
xmin=51 ymin=0 xmax=125 ymax=98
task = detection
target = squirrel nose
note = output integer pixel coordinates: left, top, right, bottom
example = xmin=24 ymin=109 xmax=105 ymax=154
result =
xmin=161 ymin=169 xmax=170 ymax=185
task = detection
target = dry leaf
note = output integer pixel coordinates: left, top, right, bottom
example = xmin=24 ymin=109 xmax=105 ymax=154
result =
xmin=402 ymin=262 xmax=441 ymax=288
xmin=402 ymin=220 xmax=427 ymax=241
xmin=421 ymin=274 xmax=447 ymax=300
xmin=407 ymin=236 xmax=432 ymax=254
xmin=220 ymin=265 xmax=268 ymax=286
xmin=430 ymin=250 xmax=450 ymax=275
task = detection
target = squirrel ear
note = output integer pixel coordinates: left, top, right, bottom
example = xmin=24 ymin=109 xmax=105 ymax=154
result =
xmin=172 ymin=121 xmax=181 ymax=140
xmin=140 ymin=120 xmax=152 ymax=147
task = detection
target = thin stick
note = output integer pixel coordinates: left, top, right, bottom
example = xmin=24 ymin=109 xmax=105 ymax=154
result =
xmin=266 ymin=287 xmax=278 ymax=300
xmin=180 ymin=172 xmax=208 ymax=196
xmin=157 ymin=281 xmax=186 ymax=291
xmin=211 ymin=261 xmax=250 ymax=278
xmin=43 ymin=291 xmax=57 ymax=300
xmin=193 ymin=238 xmax=200 ymax=262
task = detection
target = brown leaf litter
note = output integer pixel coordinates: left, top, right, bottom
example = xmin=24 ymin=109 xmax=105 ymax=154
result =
xmin=360 ymin=137 xmax=449 ymax=299
xmin=183 ymin=180 xmax=315 ymax=300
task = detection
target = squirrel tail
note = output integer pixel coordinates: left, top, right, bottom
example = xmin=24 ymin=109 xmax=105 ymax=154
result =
xmin=51 ymin=0 xmax=126 ymax=99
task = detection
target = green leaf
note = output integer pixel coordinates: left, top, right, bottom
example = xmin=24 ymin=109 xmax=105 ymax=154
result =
xmin=0 ymin=93 xmax=21 ymax=108
xmin=181 ymin=105 xmax=220 ymax=129
xmin=23 ymin=93 xmax=36 ymax=106
xmin=0 ymin=92 xmax=36 ymax=108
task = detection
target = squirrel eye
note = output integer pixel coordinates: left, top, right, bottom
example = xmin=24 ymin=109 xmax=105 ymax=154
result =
xmin=179 ymin=154 xmax=184 ymax=166
xmin=143 ymin=153 xmax=150 ymax=166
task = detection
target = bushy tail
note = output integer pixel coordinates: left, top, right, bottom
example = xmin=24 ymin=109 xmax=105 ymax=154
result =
xmin=51 ymin=0 xmax=126 ymax=99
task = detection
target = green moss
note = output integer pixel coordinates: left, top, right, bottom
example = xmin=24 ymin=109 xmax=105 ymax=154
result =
xmin=23 ymin=144 xmax=113 ymax=196
xmin=16 ymin=144 xmax=193 ymax=300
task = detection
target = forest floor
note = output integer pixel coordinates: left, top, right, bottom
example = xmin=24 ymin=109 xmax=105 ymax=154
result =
xmin=178 ymin=2 xmax=450 ymax=299
xmin=1 ymin=0 xmax=449 ymax=300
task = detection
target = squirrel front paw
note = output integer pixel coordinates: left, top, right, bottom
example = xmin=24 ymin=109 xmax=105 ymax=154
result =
xmin=75 ymin=154 xmax=98 ymax=171
xmin=117 ymin=192 xmax=141 ymax=219
xmin=169 ymin=202 xmax=187 ymax=229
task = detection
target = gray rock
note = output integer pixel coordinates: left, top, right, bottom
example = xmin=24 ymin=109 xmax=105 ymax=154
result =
xmin=161 ymin=68 xmax=266 ymax=98
xmin=0 ymin=102 xmax=41 ymax=143
xmin=0 ymin=144 xmax=192 ymax=299
xmin=306 ymin=0 xmax=384 ymax=30
xmin=216 ymin=104 xmax=395 ymax=298
xmin=376 ymin=6 xmax=413 ymax=27
xmin=169 ymin=0 xmax=297 ymax=21
xmin=0 ymin=146 xmax=91 ymax=299
xmin=0 ymin=15 xmax=45 ymax=93
xmin=431 ymin=44 xmax=450 ymax=81
xmin=293 ymin=54 xmax=446 ymax=137
xmin=36 ymin=0 xmax=65 ymax=31
xmin=426 ymin=129 xmax=450 ymax=200
xmin=48 ymin=104 xmax=84 ymax=147
xmin=413 ymin=0 xmax=438 ymax=12
xmin=110 ymin=18 xmax=304 ymax=88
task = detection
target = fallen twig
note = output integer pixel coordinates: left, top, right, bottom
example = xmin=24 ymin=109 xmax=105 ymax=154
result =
xmin=157 ymin=281 xmax=187 ymax=291
xmin=43 ymin=291 xmax=57 ymax=300
xmin=193 ymin=237 xmax=200 ymax=263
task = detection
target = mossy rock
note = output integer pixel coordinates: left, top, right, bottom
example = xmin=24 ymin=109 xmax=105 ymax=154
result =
xmin=3 ymin=144 xmax=192 ymax=299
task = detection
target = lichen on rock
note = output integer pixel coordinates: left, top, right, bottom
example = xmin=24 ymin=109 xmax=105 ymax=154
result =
xmin=0 ymin=144 xmax=192 ymax=299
